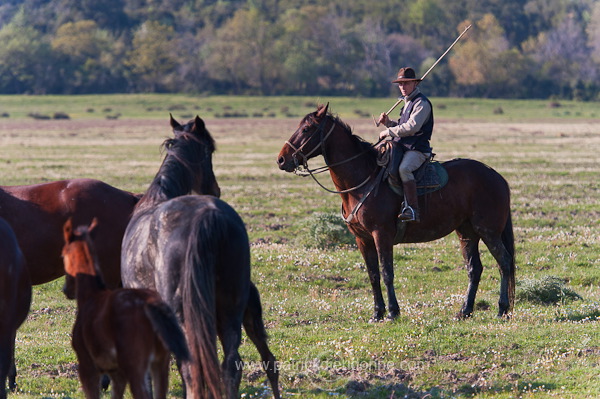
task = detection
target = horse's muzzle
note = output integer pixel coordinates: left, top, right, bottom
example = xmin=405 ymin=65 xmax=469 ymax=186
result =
xmin=277 ymin=155 xmax=294 ymax=172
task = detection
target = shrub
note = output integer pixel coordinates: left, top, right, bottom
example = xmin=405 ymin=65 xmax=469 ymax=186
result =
xmin=53 ymin=112 xmax=70 ymax=120
xmin=516 ymin=276 xmax=582 ymax=305
xmin=27 ymin=112 xmax=51 ymax=120
xmin=296 ymin=212 xmax=356 ymax=249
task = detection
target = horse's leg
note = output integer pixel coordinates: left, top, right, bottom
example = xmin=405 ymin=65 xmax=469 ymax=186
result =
xmin=243 ymin=283 xmax=280 ymax=399
xmin=482 ymin=236 xmax=514 ymax=317
xmin=77 ymin=359 xmax=102 ymax=399
xmin=0 ymin=334 xmax=11 ymax=399
xmin=356 ymin=237 xmax=386 ymax=321
xmin=456 ymin=230 xmax=483 ymax=318
xmin=0 ymin=331 xmax=16 ymax=398
xmin=374 ymin=233 xmax=399 ymax=320
xmin=150 ymin=353 xmax=171 ymax=399
xmin=218 ymin=323 xmax=243 ymax=399
xmin=108 ymin=372 xmax=128 ymax=399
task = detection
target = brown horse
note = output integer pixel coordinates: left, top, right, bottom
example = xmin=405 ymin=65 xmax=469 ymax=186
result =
xmin=0 ymin=178 xmax=140 ymax=287
xmin=277 ymin=104 xmax=515 ymax=321
xmin=62 ymin=218 xmax=190 ymax=399
xmin=0 ymin=218 xmax=31 ymax=399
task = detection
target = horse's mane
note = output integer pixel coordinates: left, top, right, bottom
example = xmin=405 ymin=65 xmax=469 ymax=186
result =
xmin=305 ymin=110 xmax=379 ymax=165
xmin=136 ymin=122 xmax=214 ymax=210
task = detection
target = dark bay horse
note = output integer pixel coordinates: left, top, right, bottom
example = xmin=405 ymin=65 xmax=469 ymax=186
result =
xmin=277 ymin=104 xmax=515 ymax=321
xmin=0 ymin=218 xmax=31 ymax=399
xmin=62 ymin=218 xmax=189 ymax=399
xmin=121 ymin=116 xmax=280 ymax=399
xmin=0 ymin=179 xmax=139 ymax=287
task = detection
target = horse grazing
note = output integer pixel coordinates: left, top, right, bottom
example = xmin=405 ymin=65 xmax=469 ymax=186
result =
xmin=62 ymin=217 xmax=190 ymax=399
xmin=0 ymin=218 xmax=31 ymax=399
xmin=121 ymin=115 xmax=280 ymax=399
xmin=0 ymin=178 xmax=139 ymax=287
xmin=277 ymin=104 xmax=515 ymax=321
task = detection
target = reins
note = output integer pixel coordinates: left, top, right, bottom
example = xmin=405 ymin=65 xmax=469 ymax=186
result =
xmin=284 ymin=115 xmax=387 ymax=222
xmin=285 ymin=116 xmax=384 ymax=194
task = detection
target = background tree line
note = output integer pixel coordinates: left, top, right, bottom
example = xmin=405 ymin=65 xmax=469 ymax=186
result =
xmin=1 ymin=0 xmax=599 ymax=99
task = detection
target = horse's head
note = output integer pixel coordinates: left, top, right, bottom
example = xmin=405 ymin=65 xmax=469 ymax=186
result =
xmin=61 ymin=217 xmax=99 ymax=299
xmin=277 ymin=103 xmax=331 ymax=172
xmin=170 ymin=114 xmax=221 ymax=197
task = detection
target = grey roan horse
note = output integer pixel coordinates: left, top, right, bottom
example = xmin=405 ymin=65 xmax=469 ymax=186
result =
xmin=121 ymin=115 xmax=280 ymax=398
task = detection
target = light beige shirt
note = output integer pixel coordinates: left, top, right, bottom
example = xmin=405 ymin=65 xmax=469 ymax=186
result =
xmin=385 ymin=87 xmax=431 ymax=138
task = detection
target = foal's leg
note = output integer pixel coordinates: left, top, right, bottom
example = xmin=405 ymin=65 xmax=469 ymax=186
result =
xmin=77 ymin=358 xmax=102 ymax=399
xmin=243 ymin=284 xmax=280 ymax=399
xmin=150 ymin=352 xmax=171 ymax=399
xmin=121 ymin=366 xmax=151 ymax=399
xmin=356 ymin=238 xmax=386 ymax=321
xmin=456 ymin=231 xmax=483 ymax=318
xmin=108 ymin=372 xmax=127 ymax=399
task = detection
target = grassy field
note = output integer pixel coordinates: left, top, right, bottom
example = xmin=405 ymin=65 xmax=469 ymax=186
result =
xmin=0 ymin=95 xmax=599 ymax=398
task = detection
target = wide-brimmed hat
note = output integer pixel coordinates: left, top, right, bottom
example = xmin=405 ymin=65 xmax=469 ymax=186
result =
xmin=392 ymin=67 xmax=421 ymax=83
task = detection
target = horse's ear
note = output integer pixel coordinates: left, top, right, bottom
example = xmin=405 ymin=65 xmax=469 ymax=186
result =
xmin=170 ymin=113 xmax=181 ymax=130
xmin=63 ymin=217 xmax=73 ymax=244
xmin=317 ymin=103 xmax=329 ymax=118
xmin=192 ymin=115 xmax=205 ymax=132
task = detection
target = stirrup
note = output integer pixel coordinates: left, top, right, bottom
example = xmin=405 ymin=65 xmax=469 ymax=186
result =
xmin=399 ymin=205 xmax=418 ymax=222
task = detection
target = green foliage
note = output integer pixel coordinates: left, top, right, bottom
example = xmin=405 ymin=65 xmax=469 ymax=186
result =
xmin=0 ymin=0 xmax=599 ymax=98
xmin=296 ymin=212 xmax=356 ymax=249
xmin=516 ymin=276 xmax=583 ymax=305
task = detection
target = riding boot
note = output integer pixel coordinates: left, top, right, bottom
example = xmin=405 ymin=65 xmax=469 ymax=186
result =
xmin=399 ymin=180 xmax=420 ymax=222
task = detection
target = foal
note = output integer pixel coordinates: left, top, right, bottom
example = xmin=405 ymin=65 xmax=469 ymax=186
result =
xmin=62 ymin=218 xmax=189 ymax=399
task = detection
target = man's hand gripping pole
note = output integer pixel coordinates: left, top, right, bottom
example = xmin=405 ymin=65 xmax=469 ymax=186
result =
xmin=373 ymin=24 xmax=472 ymax=127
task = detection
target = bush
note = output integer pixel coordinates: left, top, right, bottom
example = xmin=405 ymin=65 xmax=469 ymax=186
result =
xmin=516 ymin=276 xmax=582 ymax=305
xmin=53 ymin=112 xmax=70 ymax=119
xmin=296 ymin=212 xmax=356 ymax=249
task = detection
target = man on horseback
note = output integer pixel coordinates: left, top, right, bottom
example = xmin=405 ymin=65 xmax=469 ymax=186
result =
xmin=377 ymin=67 xmax=434 ymax=223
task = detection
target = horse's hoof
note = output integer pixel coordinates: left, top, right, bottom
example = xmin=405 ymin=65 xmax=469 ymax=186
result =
xmin=497 ymin=310 xmax=512 ymax=320
xmin=386 ymin=311 xmax=400 ymax=321
xmin=456 ymin=311 xmax=472 ymax=320
xmin=369 ymin=312 xmax=386 ymax=323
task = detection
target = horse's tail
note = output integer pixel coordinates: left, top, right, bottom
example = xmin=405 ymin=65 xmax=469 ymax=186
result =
xmin=502 ymin=212 xmax=516 ymax=313
xmin=181 ymin=208 xmax=223 ymax=399
xmin=144 ymin=299 xmax=190 ymax=363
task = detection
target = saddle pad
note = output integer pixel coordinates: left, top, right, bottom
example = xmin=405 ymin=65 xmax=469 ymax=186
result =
xmin=416 ymin=161 xmax=448 ymax=195
xmin=387 ymin=161 xmax=448 ymax=197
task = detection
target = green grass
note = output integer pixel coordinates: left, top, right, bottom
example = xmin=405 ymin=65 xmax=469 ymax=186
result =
xmin=2 ymin=94 xmax=600 ymax=121
xmin=0 ymin=95 xmax=599 ymax=398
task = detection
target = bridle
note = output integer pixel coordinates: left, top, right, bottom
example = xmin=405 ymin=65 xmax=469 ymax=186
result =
xmin=284 ymin=115 xmax=387 ymax=223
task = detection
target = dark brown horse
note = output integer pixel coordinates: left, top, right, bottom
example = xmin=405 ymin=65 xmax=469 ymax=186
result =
xmin=62 ymin=217 xmax=190 ymax=399
xmin=0 ymin=218 xmax=31 ymax=399
xmin=0 ymin=179 xmax=139 ymax=287
xmin=122 ymin=116 xmax=280 ymax=399
xmin=277 ymin=104 xmax=515 ymax=321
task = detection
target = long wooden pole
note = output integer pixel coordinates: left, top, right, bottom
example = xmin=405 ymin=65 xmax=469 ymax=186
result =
xmin=374 ymin=24 xmax=472 ymax=127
